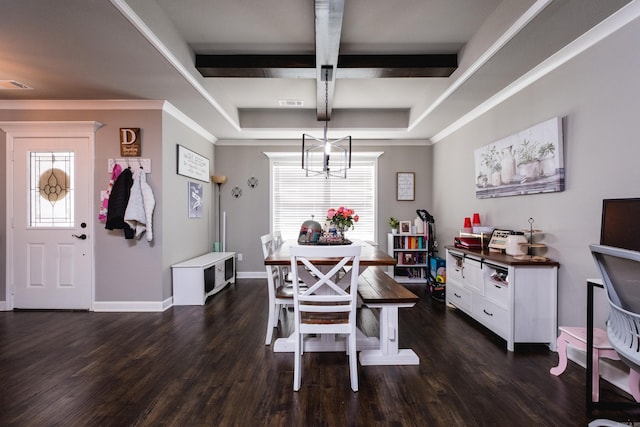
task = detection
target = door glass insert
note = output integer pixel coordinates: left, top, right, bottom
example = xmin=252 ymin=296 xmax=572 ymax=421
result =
xmin=30 ymin=152 xmax=74 ymax=227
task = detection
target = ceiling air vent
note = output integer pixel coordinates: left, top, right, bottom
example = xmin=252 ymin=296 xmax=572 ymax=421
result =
xmin=278 ymin=99 xmax=303 ymax=107
xmin=0 ymin=80 xmax=32 ymax=90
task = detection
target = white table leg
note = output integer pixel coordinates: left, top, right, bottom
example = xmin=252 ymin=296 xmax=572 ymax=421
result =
xmin=358 ymin=303 xmax=419 ymax=366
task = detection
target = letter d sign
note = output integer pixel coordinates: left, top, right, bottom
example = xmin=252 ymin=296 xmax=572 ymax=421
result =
xmin=120 ymin=128 xmax=141 ymax=157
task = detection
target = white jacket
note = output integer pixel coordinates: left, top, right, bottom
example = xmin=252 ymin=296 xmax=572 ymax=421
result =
xmin=124 ymin=168 xmax=156 ymax=241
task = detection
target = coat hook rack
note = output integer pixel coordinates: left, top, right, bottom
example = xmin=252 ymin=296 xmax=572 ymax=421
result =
xmin=108 ymin=158 xmax=151 ymax=173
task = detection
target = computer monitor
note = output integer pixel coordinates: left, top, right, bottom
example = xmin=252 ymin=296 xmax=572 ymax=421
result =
xmin=600 ymin=198 xmax=640 ymax=252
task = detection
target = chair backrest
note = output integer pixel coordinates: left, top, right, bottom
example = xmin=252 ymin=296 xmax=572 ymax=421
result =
xmin=590 ymin=244 xmax=640 ymax=372
xmin=273 ymin=230 xmax=283 ymax=249
xmin=590 ymin=244 xmax=640 ymax=313
xmin=289 ymin=245 xmax=361 ymax=324
xmin=261 ymin=233 xmax=274 ymax=259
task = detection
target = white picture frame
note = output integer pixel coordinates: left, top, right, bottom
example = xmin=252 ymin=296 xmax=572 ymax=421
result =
xmin=177 ymin=145 xmax=210 ymax=182
xmin=396 ymin=172 xmax=415 ymax=201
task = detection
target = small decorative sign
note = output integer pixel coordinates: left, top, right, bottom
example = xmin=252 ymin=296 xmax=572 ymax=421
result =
xmin=120 ymin=128 xmax=141 ymax=157
xmin=177 ymin=145 xmax=210 ymax=182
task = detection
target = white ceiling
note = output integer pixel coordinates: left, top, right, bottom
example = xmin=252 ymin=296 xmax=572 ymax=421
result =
xmin=0 ymin=0 xmax=634 ymax=143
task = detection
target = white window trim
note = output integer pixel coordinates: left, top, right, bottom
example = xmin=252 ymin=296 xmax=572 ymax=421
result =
xmin=264 ymin=151 xmax=383 ymax=243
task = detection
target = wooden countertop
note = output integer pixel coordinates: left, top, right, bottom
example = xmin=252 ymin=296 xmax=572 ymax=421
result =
xmin=445 ymin=245 xmax=560 ymax=267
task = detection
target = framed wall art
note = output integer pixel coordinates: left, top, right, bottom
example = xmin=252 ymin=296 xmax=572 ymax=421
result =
xmin=188 ymin=181 xmax=203 ymax=219
xmin=399 ymin=220 xmax=412 ymax=235
xmin=177 ymin=145 xmax=210 ymax=182
xmin=396 ymin=172 xmax=415 ymax=201
xmin=474 ymin=117 xmax=564 ymax=199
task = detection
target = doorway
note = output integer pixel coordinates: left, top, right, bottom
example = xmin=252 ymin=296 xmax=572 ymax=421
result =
xmin=3 ymin=122 xmax=99 ymax=310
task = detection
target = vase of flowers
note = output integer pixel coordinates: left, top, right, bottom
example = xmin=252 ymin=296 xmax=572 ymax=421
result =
xmin=327 ymin=206 xmax=359 ymax=240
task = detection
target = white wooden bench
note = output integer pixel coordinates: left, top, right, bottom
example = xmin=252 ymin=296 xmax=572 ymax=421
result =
xmin=357 ymin=267 xmax=420 ymax=366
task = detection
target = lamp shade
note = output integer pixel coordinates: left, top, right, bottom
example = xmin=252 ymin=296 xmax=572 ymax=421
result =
xmin=211 ymin=175 xmax=227 ymax=185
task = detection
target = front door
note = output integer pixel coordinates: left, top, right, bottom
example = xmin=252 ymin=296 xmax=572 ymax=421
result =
xmin=7 ymin=125 xmax=94 ymax=309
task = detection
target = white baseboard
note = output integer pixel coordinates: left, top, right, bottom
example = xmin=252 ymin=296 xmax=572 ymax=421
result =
xmin=237 ymin=271 xmax=266 ymax=279
xmin=93 ymin=297 xmax=173 ymax=312
xmin=0 ymin=300 xmax=7 ymax=311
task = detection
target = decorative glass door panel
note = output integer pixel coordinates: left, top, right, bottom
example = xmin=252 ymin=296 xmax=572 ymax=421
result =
xmin=29 ymin=151 xmax=75 ymax=228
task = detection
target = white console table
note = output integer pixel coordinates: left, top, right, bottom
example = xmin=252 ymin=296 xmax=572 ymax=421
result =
xmin=172 ymin=252 xmax=235 ymax=305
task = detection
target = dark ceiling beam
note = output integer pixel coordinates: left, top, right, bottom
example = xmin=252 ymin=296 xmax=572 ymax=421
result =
xmin=195 ymin=53 xmax=457 ymax=78
xmin=195 ymin=55 xmax=316 ymax=78
xmin=337 ymin=54 xmax=457 ymax=78
xmin=314 ymin=0 xmax=344 ymax=120
xmin=194 ymin=0 xmax=457 ymax=121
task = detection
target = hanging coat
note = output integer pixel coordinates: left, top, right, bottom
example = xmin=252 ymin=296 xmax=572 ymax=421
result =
xmin=98 ymin=163 xmax=122 ymax=222
xmin=124 ymin=168 xmax=156 ymax=242
xmin=105 ymin=167 xmax=134 ymax=239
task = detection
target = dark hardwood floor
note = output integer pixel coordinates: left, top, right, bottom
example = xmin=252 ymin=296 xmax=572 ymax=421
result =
xmin=1 ymin=278 xmax=639 ymax=426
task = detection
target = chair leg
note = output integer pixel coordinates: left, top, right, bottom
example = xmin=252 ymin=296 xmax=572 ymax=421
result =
xmin=592 ymin=349 xmax=601 ymax=402
xmin=294 ymin=332 xmax=302 ymax=391
xmin=265 ymin=302 xmax=275 ymax=346
xmin=349 ymin=332 xmax=358 ymax=392
xmin=628 ymin=368 xmax=640 ymax=402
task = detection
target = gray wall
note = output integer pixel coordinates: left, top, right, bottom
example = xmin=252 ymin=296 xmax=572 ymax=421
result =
xmin=0 ymin=107 xmax=214 ymax=306
xmin=214 ymin=143 xmax=432 ymax=274
xmin=432 ymin=16 xmax=640 ymax=328
xmin=161 ymin=111 xmax=214 ymax=300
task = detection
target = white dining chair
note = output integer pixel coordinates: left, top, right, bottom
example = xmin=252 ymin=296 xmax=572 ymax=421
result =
xmin=272 ymin=230 xmax=290 ymax=282
xmin=289 ymin=244 xmax=362 ymax=392
xmin=261 ymin=233 xmax=301 ymax=345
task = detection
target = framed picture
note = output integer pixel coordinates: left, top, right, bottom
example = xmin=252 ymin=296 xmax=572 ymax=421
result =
xmin=396 ymin=172 xmax=415 ymax=201
xmin=177 ymin=145 xmax=210 ymax=182
xmin=399 ymin=220 xmax=412 ymax=235
xmin=188 ymin=181 xmax=203 ymax=218
xmin=474 ymin=117 xmax=564 ymax=199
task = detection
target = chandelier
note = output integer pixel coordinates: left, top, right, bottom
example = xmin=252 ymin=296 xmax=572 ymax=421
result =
xmin=302 ymin=65 xmax=351 ymax=179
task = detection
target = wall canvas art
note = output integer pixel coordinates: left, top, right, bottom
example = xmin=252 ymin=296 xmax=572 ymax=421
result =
xmin=474 ymin=117 xmax=564 ymax=199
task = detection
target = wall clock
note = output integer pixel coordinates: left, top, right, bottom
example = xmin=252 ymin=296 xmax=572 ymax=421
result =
xmin=396 ymin=172 xmax=415 ymax=201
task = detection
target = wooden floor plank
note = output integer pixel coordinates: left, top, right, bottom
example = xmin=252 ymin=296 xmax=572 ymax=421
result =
xmin=1 ymin=279 xmax=639 ymax=426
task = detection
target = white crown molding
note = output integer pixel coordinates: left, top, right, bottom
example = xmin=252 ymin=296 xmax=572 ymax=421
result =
xmin=162 ymin=101 xmax=216 ymax=143
xmin=109 ymin=0 xmax=240 ymax=132
xmin=431 ymin=0 xmax=640 ymax=143
xmin=0 ymin=99 xmax=164 ymax=110
xmin=216 ymin=139 xmax=429 ymax=146
xmin=0 ymin=99 xmax=216 ymax=143
xmin=410 ymin=0 xmax=553 ymax=132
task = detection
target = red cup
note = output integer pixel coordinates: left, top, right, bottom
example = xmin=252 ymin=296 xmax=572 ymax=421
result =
xmin=472 ymin=213 xmax=481 ymax=226
xmin=463 ymin=217 xmax=472 ymax=228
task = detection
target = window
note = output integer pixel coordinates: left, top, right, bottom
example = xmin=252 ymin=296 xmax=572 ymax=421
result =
xmin=268 ymin=152 xmax=381 ymax=242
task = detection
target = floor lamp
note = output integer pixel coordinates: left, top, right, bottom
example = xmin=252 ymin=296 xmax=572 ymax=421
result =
xmin=211 ymin=175 xmax=227 ymax=252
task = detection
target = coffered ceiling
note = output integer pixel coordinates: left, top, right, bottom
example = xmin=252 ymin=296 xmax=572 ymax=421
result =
xmin=0 ymin=0 xmax=634 ymax=143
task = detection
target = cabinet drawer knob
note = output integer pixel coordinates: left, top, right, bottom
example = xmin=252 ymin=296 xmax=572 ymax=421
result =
xmin=483 ymin=309 xmax=494 ymax=317
xmin=454 ymin=292 xmax=461 ymax=298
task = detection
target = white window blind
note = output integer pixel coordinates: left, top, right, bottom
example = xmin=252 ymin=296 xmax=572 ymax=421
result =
xmin=270 ymin=154 xmax=377 ymax=242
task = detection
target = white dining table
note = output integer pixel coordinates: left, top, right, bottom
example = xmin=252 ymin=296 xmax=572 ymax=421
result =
xmin=264 ymin=239 xmax=420 ymax=366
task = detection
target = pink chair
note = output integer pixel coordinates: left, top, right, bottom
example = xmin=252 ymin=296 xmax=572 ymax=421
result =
xmin=550 ymin=326 xmax=640 ymax=402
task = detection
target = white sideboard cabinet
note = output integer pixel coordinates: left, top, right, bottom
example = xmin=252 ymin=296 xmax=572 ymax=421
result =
xmin=172 ymin=252 xmax=236 ymax=305
xmin=445 ymin=247 xmax=558 ymax=351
